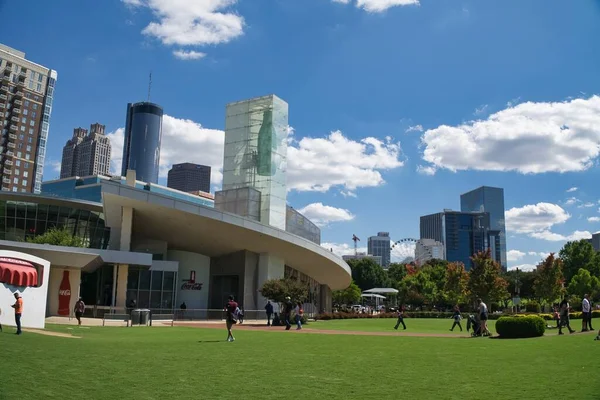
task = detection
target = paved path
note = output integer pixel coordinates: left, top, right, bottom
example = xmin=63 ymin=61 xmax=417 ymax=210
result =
xmin=23 ymin=329 xmax=80 ymax=339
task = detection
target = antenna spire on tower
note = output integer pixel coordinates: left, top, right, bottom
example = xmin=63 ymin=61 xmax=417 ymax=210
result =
xmin=147 ymin=71 xmax=152 ymax=102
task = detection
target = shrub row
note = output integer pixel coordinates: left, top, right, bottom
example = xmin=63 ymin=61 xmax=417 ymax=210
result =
xmin=495 ymin=315 xmax=546 ymax=338
xmin=315 ymin=310 xmax=600 ymax=321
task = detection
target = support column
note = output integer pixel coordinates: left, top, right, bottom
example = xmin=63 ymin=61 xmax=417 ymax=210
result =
xmin=257 ymin=253 xmax=284 ymax=312
xmin=120 ymin=206 xmax=133 ymax=251
xmin=116 ymin=264 xmax=129 ymax=308
xmin=112 ymin=265 xmax=118 ymax=310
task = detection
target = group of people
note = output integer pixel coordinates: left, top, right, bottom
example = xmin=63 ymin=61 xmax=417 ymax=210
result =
xmin=224 ymin=296 xmax=304 ymax=342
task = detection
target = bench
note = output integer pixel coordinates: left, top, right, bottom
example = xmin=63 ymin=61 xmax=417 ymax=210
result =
xmin=102 ymin=313 xmax=130 ymax=327
xmin=150 ymin=313 xmax=174 ymax=327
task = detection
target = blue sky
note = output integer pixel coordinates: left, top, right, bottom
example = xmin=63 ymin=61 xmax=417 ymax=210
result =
xmin=2 ymin=0 xmax=600 ymax=269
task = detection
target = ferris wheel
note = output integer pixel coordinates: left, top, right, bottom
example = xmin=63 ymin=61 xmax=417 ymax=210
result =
xmin=390 ymin=238 xmax=434 ymax=265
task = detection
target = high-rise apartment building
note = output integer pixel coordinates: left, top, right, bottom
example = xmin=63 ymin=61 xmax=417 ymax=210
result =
xmin=121 ymin=102 xmax=163 ymax=183
xmin=217 ymin=95 xmax=288 ymax=230
xmin=0 ymin=44 xmax=57 ymax=193
xmin=60 ymin=123 xmax=111 ymax=178
xmin=167 ymin=163 xmax=211 ymax=193
xmin=420 ymin=210 xmax=500 ymax=270
xmin=368 ymin=232 xmax=391 ymax=268
xmin=460 ymin=186 xmax=507 ymax=270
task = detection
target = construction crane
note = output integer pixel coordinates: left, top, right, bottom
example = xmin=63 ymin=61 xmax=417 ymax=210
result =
xmin=352 ymin=234 xmax=360 ymax=256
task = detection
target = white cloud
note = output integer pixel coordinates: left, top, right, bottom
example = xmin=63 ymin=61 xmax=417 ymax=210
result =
xmin=297 ymin=203 xmax=355 ymax=227
xmin=107 ymin=116 xmax=225 ymax=186
xmin=332 ymin=0 xmax=419 ymax=13
xmin=507 ymin=250 xmax=526 ymax=262
xmin=172 ymin=49 xmax=206 ymax=60
xmin=527 ymin=251 xmax=551 ymax=259
xmin=565 ymin=197 xmax=580 ymax=206
xmin=420 ymin=96 xmax=600 ymax=175
xmin=508 ymin=264 xmax=537 ymax=272
xmin=405 ymin=124 xmax=424 ymax=133
xmin=108 ymin=118 xmax=401 ymax=194
xmin=322 ymin=242 xmax=367 ymax=257
xmin=529 ymin=230 xmax=591 ymax=242
xmin=416 ymin=165 xmax=436 ymax=175
xmin=474 ymin=104 xmax=488 ymax=116
xmin=505 ymin=203 xmax=570 ymax=234
xmin=340 ymin=190 xmax=357 ymax=198
xmin=566 ymin=187 xmax=578 ymax=193
xmin=123 ymin=0 xmax=244 ymax=55
xmin=588 ymin=217 xmax=600 ymax=222
xmin=287 ymin=130 xmax=404 ymax=192
xmin=579 ymin=202 xmax=595 ymax=208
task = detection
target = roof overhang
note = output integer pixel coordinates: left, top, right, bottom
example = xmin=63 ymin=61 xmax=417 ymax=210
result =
xmin=101 ymin=181 xmax=351 ymax=290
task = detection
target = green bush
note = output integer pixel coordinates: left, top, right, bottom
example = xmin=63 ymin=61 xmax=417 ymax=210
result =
xmin=495 ymin=315 xmax=545 ymax=338
xmin=525 ymin=301 xmax=541 ymax=313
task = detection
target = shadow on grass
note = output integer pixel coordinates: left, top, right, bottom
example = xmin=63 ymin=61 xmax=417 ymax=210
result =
xmin=197 ymin=340 xmax=225 ymax=343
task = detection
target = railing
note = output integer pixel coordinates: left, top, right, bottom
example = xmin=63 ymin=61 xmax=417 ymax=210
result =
xmin=80 ymin=306 xmax=274 ymax=322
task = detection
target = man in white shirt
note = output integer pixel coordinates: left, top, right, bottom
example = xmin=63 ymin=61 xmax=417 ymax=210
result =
xmin=582 ymin=294 xmax=591 ymax=332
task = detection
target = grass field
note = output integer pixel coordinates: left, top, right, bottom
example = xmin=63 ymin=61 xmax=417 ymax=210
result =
xmin=1 ymin=320 xmax=599 ymax=400
xmin=308 ymin=317 xmax=495 ymax=334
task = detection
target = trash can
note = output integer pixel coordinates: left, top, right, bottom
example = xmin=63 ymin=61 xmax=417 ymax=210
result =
xmin=131 ymin=309 xmax=141 ymax=325
xmin=139 ymin=309 xmax=151 ymax=326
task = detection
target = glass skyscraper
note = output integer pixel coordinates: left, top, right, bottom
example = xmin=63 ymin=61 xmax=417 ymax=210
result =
xmin=121 ymin=102 xmax=163 ymax=184
xmin=222 ymin=95 xmax=288 ymax=230
xmin=460 ymin=186 xmax=507 ymax=270
xmin=368 ymin=232 xmax=391 ymax=268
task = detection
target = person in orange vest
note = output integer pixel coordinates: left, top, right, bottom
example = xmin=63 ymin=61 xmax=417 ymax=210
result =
xmin=11 ymin=292 xmax=23 ymax=335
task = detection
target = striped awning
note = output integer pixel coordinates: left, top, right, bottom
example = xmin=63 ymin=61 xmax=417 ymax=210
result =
xmin=0 ymin=257 xmax=38 ymax=287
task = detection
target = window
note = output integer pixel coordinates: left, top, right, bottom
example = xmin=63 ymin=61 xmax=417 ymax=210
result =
xmin=17 ymin=143 xmax=22 ymax=149
xmin=36 ymin=83 xmax=41 ymax=92
xmin=15 ymin=160 xmax=20 ymax=167
xmin=23 ymin=171 xmax=28 ymax=178
xmin=27 ymin=137 xmax=32 ymax=143
xmin=29 ymin=120 xmax=34 ymax=127
xmin=23 ymin=109 xmax=28 ymax=116
xmin=28 ymin=81 xmax=33 ymax=90
xmin=28 ymin=128 xmax=33 ymax=135
xmin=24 ymin=101 xmax=29 ymax=107
xmin=18 ymin=134 xmax=24 ymax=140
xmin=32 ymin=103 xmax=37 ymax=110
xmin=12 ymin=187 xmax=17 ymax=192
xmin=22 ymin=180 xmax=27 ymax=186
xmin=25 ymin=153 xmax=30 ymax=160
xmin=20 ymin=126 xmax=25 ymax=132
xmin=14 ymin=169 xmax=20 ymax=176
xmin=24 ymin=162 xmax=29 ymax=168
xmin=17 ymin=152 xmax=21 ymax=158
xmin=13 ymin=177 xmax=18 ymax=184
xmin=32 ymin=111 xmax=37 ymax=118
xmin=26 ymin=145 xmax=31 ymax=152
xmin=38 ymin=74 xmax=43 ymax=82
xmin=21 ymin=118 xmax=26 ymax=124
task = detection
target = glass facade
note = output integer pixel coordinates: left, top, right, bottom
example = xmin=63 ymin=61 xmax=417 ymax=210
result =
xmin=121 ymin=102 xmax=163 ymax=184
xmin=285 ymin=265 xmax=321 ymax=316
xmin=126 ymin=266 xmax=176 ymax=310
xmin=368 ymin=232 xmax=391 ymax=267
xmin=0 ymin=197 xmax=110 ymax=248
xmin=285 ymin=206 xmax=321 ymax=245
xmin=460 ymin=187 xmax=507 ymax=269
xmin=34 ymin=71 xmax=57 ymax=194
xmin=223 ymin=95 xmax=288 ymax=230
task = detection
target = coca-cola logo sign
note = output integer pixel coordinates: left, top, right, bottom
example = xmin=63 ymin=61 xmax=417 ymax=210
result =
xmin=59 ymin=289 xmax=71 ymax=296
xmin=181 ymin=270 xmax=202 ymax=291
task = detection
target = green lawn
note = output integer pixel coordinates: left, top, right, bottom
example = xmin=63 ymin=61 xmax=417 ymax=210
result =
xmin=1 ymin=321 xmax=599 ymax=399
xmin=308 ymin=317 xmax=494 ymax=334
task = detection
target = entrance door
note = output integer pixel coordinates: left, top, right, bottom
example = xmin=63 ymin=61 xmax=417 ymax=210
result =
xmin=210 ymin=275 xmax=240 ymax=310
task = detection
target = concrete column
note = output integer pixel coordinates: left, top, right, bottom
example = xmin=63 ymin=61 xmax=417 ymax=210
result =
xmin=120 ymin=207 xmax=133 ymax=251
xmin=320 ymin=284 xmax=332 ymax=313
xmin=257 ymin=253 xmax=284 ymax=312
xmin=112 ymin=265 xmax=118 ymax=309
xmin=116 ymin=264 xmax=129 ymax=308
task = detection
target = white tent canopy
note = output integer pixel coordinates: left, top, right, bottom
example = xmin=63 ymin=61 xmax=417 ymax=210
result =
xmin=363 ymin=288 xmax=399 ymax=294
xmin=361 ymin=293 xmax=386 ymax=299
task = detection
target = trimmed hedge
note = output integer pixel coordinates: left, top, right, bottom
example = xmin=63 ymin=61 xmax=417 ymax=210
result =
xmin=495 ymin=315 xmax=545 ymax=338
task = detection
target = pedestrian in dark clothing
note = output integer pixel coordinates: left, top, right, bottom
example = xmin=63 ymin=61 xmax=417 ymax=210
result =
xmin=74 ymin=297 xmax=85 ymax=326
xmin=394 ymin=306 xmax=406 ymax=330
xmin=588 ymin=299 xmax=594 ymax=330
xmin=450 ymin=306 xmax=463 ymax=332
xmin=283 ymin=297 xmax=293 ymax=330
xmin=559 ymin=298 xmax=575 ymax=335
xmin=272 ymin=313 xmax=281 ymax=326
xmin=265 ymin=301 xmax=274 ymax=326
xmin=225 ymin=295 xmax=238 ymax=342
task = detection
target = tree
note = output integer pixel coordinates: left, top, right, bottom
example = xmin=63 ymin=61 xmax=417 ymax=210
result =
xmin=348 ymin=258 xmax=389 ymax=291
xmin=503 ymin=269 xmax=537 ymax=299
xmin=444 ymin=262 xmax=469 ymax=306
xmin=559 ymin=240 xmax=600 ymax=283
xmin=467 ymin=249 xmax=509 ymax=305
xmin=332 ymin=281 xmax=362 ymax=306
xmin=533 ymin=253 xmax=565 ymax=305
xmin=567 ymin=268 xmax=600 ymax=299
xmin=26 ymin=227 xmax=87 ymax=247
xmin=387 ymin=263 xmax=408 ymax=284
xmin=259 ymin=278 xmax=309 ymax=305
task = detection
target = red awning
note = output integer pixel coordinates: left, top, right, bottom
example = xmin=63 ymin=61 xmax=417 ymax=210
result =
xmin=0 ymin=258 xmax=38 ymax=287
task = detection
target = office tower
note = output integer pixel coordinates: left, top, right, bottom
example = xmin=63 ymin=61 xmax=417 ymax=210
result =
xmin=368 ymin=232 xmax=391 ymax=268
xmin=60 ymin=124 xmax=111 ymax=178
xmin=0 ymin=44 xmax=57 ymax=193
xmin=420 ymin=210 xmax=498 ymax=270
xmin=60 ymin=127 xmax=87 ymax=178
xmin=415 ymin=239 xmax=445 ymax=265
xmin=218 ymin=95 xmax=288 ymax=229
xmin=460 ymin=186 xmax=507 ymax=270
xmin=167 ymin=163 xmax=211 ymax=193
xmin=121 ymin=102 xmax=163 ymax=183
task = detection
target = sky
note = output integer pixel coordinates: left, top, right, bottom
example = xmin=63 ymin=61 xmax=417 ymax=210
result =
xmin=1 ymin=0 xmax=600 ymax=270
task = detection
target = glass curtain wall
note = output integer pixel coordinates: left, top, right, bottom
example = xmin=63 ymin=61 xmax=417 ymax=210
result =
xmin=126 ymin=266 xmax=176 ymax=311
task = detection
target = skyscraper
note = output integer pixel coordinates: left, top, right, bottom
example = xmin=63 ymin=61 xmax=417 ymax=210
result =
xmin=460 ymin=186 xmax=507 ymax=270
xmin=121 ymin=102 xmax=163 ymax=183
xmin=0 ymin=44 xmax=57 ymax=193
xmin=60 ymin=123 xmax=111 ymax=178
xmin=167 ymin=163 xmax=211 ymax=193
xmin=420 ymin=210 xmax=499 ymax=270
xmin=368 ymin=232 xmax=391 ymax=268
xmin=218 ymin=95 xmax=288 ymax=229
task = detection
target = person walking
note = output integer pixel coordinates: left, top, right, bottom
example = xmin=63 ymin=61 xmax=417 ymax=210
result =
xmin=283 ymin=296 xmax=293 ymax=330
xmin=477 ymin=299 xmax=489 ymax=335
xmin=582 ymin=294 xmax=591 ymax=332
xmin=225 ymin=295 xmax=238 ymax=342
xmin=394 ymin=306 xmax=406 ymax=330
xmin=588 ymin=298 xmax=594 ymax=331
xmin=265 ymin=301 xmax=274 ymax=327
xmin=11 ymin=292 xmax=23 ymax=335
xmin=559 ymin=298 xmax=575 ymax=335
xmin=74 ymin=297 xmax=85 ymax=326
xmin=294 ymin=302 xmax=304 ymax=330
xmin=450 ymin=306 xmax=463 ymax=332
